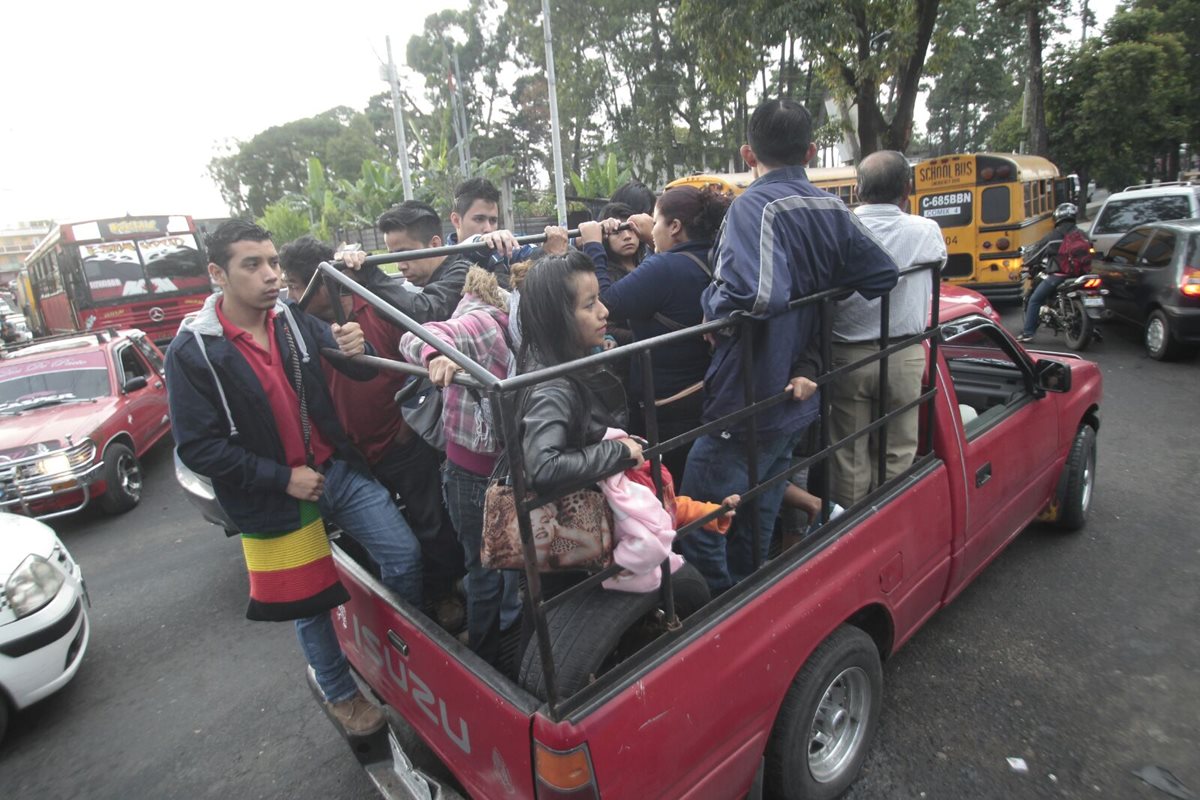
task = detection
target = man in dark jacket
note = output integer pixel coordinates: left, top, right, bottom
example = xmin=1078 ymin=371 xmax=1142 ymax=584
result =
xmin=340 ymin=201 xmax=470 ymax=324
xmin=1018 ymin=202 xmax=1082 ymax=342
xmin=680 ymin=99 xmax=900 ymax=595
xmin=167 ymin=220 xmax=422 ymax=737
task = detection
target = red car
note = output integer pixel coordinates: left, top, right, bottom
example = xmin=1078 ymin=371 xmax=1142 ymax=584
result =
xmin=0 ymin=329 xmax=170 ymax=519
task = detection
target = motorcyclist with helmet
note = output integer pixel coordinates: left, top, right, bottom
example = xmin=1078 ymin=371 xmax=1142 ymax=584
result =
xmin=1018 ymin=202 xmax=1085 ymax=343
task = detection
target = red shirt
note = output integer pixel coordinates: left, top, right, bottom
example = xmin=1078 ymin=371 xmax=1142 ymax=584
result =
xmin=325 ymin=296 xmax=411 ymax=464
xmin=216 ymin=297 xmax=335 ymax=469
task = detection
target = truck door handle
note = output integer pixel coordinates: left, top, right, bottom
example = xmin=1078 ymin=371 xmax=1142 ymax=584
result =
xmin=975 ymin=463 xmax=992 ymax=488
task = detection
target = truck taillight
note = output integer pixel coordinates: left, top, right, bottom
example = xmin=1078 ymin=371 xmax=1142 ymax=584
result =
xmin=534 ymin=742 xmax=600 ymax=799
xmin=1181 ymin=267 xmax=1200 ymax=298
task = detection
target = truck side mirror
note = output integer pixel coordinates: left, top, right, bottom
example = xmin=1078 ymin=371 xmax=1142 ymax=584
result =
xmin=1034 ymin=359 xmax=1071 ymax=393
xmin=123 ymin=375 xmax=149 ymax=393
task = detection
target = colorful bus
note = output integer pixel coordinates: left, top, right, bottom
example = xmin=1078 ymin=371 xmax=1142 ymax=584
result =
xmin=912 ymin=153 xmax=1074 ymax=301
xmin=23 ymin=215 xmax=212 ymax=343
xmin=666 ymin=166 xmax=862 ymax=207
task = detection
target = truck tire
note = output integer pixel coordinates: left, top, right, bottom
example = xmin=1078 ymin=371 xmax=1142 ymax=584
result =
xmin=518 ymin=564 xmax=710 ymax=700
xmin=1056 ymin=425 xmax=1096 ymax=531
xmin=765 ymin=625 xmax=882 ymax=800
xmin=98 ymin=442 xmax=142 ymax=514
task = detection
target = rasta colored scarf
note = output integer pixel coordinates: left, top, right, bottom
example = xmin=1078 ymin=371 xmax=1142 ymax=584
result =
xmin=240 ymin=500 xmax=349 ymax=621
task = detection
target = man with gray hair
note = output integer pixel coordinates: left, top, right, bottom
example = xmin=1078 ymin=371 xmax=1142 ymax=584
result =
xmin=829 ymin=150 xmax=947 ymax=508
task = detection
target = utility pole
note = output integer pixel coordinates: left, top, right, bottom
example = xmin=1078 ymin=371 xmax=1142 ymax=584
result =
xmin=541 ymin=0 xmax=568 ymax=225
xmin=442 ymin=43 xmax=470 ymax=176
xmin=384 ymin=36 xmax=413 ymax=201
xmin=1081 ymin=0 xmax=1090 ymax=43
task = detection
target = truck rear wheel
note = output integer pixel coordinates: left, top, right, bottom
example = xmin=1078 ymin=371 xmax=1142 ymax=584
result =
xmin=765 ymin=625 xmax=882 ymax=800
xmin=518 ymin=564 xmax=710 ymax=700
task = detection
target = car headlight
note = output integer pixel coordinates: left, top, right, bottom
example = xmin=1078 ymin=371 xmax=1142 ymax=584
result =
xmin=38 ymin=454 xmax=72 ymax=477
xmin=5 ymin=554 xmax=65 ymax=618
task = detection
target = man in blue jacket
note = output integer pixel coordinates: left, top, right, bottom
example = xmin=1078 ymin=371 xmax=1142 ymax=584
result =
xmin=680 ymin=99 xmax=900 ymax=595
xmin=167 ymin=220 xmax=422 ymax=737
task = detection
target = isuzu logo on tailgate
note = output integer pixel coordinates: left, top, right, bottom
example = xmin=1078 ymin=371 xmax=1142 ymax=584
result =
xmin=340 ymin=608 xmax=471 ymax=754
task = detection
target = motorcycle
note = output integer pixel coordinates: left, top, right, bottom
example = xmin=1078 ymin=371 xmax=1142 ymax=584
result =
xmin=1021 ymin=249 xmax=1109 ymax=351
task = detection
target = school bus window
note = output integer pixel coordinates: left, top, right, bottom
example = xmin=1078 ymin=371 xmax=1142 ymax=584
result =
xmin=981 ymin=186 xmax=1010 ymax=224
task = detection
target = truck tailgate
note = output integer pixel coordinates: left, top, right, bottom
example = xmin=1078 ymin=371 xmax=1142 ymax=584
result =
xmin=331 ymin=545 xmax=539 ymax=799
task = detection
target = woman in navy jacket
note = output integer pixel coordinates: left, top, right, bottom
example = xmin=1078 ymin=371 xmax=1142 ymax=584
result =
xmin=578 ymin=185 xmax=730 ymax=482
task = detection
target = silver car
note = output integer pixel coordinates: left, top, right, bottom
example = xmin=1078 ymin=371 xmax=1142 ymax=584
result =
xmin=1090 ymin=182 xmax=1200 ymax=256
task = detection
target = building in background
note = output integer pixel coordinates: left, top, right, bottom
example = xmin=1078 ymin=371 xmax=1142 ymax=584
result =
xmin=0 ymin=221 xmax=52 ymax=286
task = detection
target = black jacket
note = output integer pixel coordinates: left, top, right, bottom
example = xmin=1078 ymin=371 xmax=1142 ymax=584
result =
xmin=520 ymin=368 xmax=634 ymax=494
xmin=357 ymin=256 xmax=470 ymax=324
xmin=166 ymin=294 xmax=376 ymax=533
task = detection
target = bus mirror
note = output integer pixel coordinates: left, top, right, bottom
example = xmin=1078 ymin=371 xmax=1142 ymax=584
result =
xmin=123 ymin=375 xmax=149 ymax=393
xmin=1034 ymin=359 xmax=1071 ymax=393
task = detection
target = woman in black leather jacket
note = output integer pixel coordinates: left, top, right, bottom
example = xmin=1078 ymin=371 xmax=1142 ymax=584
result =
xmin=516 ymin=252 xmax=644 ymax=495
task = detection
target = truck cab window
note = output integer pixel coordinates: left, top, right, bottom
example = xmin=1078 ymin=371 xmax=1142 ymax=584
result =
xmin=940 ymin=320 xmax=1032 ymax=438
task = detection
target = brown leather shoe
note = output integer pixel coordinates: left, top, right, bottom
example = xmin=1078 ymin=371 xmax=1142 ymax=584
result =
xmin=327 ymin=691 xmax=385 ymax=736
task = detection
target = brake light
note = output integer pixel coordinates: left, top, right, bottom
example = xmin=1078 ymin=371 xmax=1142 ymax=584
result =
xmin=1182 ymin=266 xmax=1200 ymax=298
xmin=1083 ymin=278 xmax=1102 ymax=289
xmin=535 ymin=742 xmax=600 ymax=799
xmin=996 ymin=237 xmax=1011 ymax=250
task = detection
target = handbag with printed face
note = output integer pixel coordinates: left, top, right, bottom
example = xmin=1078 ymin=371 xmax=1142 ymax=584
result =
xmin=481 ymin=479 xmax=614 ymax=572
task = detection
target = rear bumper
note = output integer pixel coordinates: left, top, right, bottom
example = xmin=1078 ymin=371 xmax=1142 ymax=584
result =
xmin=1164 ymin=305 xmax=1200 ymax=342
xmin=958 ymin=282 xmax=1025 ymax=302
xmin=305 ymin=666 xmax=466 ymax=800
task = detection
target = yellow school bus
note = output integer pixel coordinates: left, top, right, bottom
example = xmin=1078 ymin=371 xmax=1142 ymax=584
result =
xmin=666 ymin=166 xmax=861 ymax=207
xmin=912 ymin=153 xmax=1073 ymax=301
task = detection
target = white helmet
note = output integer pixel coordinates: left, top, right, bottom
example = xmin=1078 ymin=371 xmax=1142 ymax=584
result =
xmin=1054 ymin=203 xmax=1078 ymax=223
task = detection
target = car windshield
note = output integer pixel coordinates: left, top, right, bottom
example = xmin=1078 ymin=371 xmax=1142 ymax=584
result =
xmin=0 ymin=352 xmax=111 ymax=412
xmin=1092 ymin=196 xmax=1193 ymax=235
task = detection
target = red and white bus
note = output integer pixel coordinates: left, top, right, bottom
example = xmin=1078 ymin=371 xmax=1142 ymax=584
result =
xmin=23 ymin=215 xmax=212 ymax=343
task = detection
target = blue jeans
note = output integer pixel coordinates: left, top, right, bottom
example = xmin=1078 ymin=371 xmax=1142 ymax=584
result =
xmin=1023 ymin=273 xmax=1064 ymax=336
xmin=443 ymin=461 xmax=516 ymax=667
xmin=680 ymin=429 xmax=807 ymax=595
xmin=296 ymin=460 xmax=423 ymax=703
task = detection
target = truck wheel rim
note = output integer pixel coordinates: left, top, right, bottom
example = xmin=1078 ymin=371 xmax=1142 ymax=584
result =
xmin=1146 ymin=318 xmax=1165 ymax=353
xmin=808 ymin=666 xmax=870 ymax=783
xmin=119 ymin=453 xmax=142 ymax=499
xmin=1081 ymin=445 xmax=1094 ymax=512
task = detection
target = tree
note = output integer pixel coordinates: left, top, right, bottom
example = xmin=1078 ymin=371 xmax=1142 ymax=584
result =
xmin=1044 ymin=6 xmax=1189 ymax=190
xmin=923 ymin=0 xmax=1024 ymax=154
xmin=995 ymin=0 xmax=1069 ymax=157
xmin=257 ymin=201 xmax=313 ymax=246
xmin=206 ymin=108 xmax=385 ymax=217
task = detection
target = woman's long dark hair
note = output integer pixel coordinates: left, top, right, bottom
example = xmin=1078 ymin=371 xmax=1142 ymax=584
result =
xmin=517 ymin=251 xmax=597 ymax=372
xmin=516 ymin=252 xmax=625 ymax=439
xmin=656 ymin=185 xmax=731 ymax=243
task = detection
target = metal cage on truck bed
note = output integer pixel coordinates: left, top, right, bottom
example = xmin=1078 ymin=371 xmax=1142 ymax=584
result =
xmin=301 ymin=231 xmax=943 ymax=722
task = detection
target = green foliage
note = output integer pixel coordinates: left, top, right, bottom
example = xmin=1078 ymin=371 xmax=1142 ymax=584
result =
xmin=924 ymin=0 xmax=1024 ymax=154
xmin=569 ymin=153 xmax=633 ymax=199
xmin=256 ymin=202 xmax=313 ymax=247
xmin=1045 ymin=4 xmax=1190 ymax=189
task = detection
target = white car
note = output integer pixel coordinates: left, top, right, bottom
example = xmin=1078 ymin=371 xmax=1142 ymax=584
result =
xmin=0 ymin=512 xmax=90 ymax=741
xmin=1090 ymin=181 xmax=1200 ymax=256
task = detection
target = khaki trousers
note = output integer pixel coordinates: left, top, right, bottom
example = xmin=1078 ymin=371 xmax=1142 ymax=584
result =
xmin=829 ymin=342 xmax=926 ymax=508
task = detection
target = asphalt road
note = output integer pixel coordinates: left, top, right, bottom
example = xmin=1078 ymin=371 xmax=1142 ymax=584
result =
xmin=1 ymin=302 xmax=1197 ymax=800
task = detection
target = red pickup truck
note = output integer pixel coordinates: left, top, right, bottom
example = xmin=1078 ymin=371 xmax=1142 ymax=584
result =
xmin=313 ymin=281 xmax=1101 ymax=800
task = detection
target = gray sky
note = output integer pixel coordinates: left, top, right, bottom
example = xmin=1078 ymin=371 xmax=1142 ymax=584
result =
xmin=0 ymin=0 xmax=1118 ymax=227
xmin=0 ymin=0 xmax=459 ymax=225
